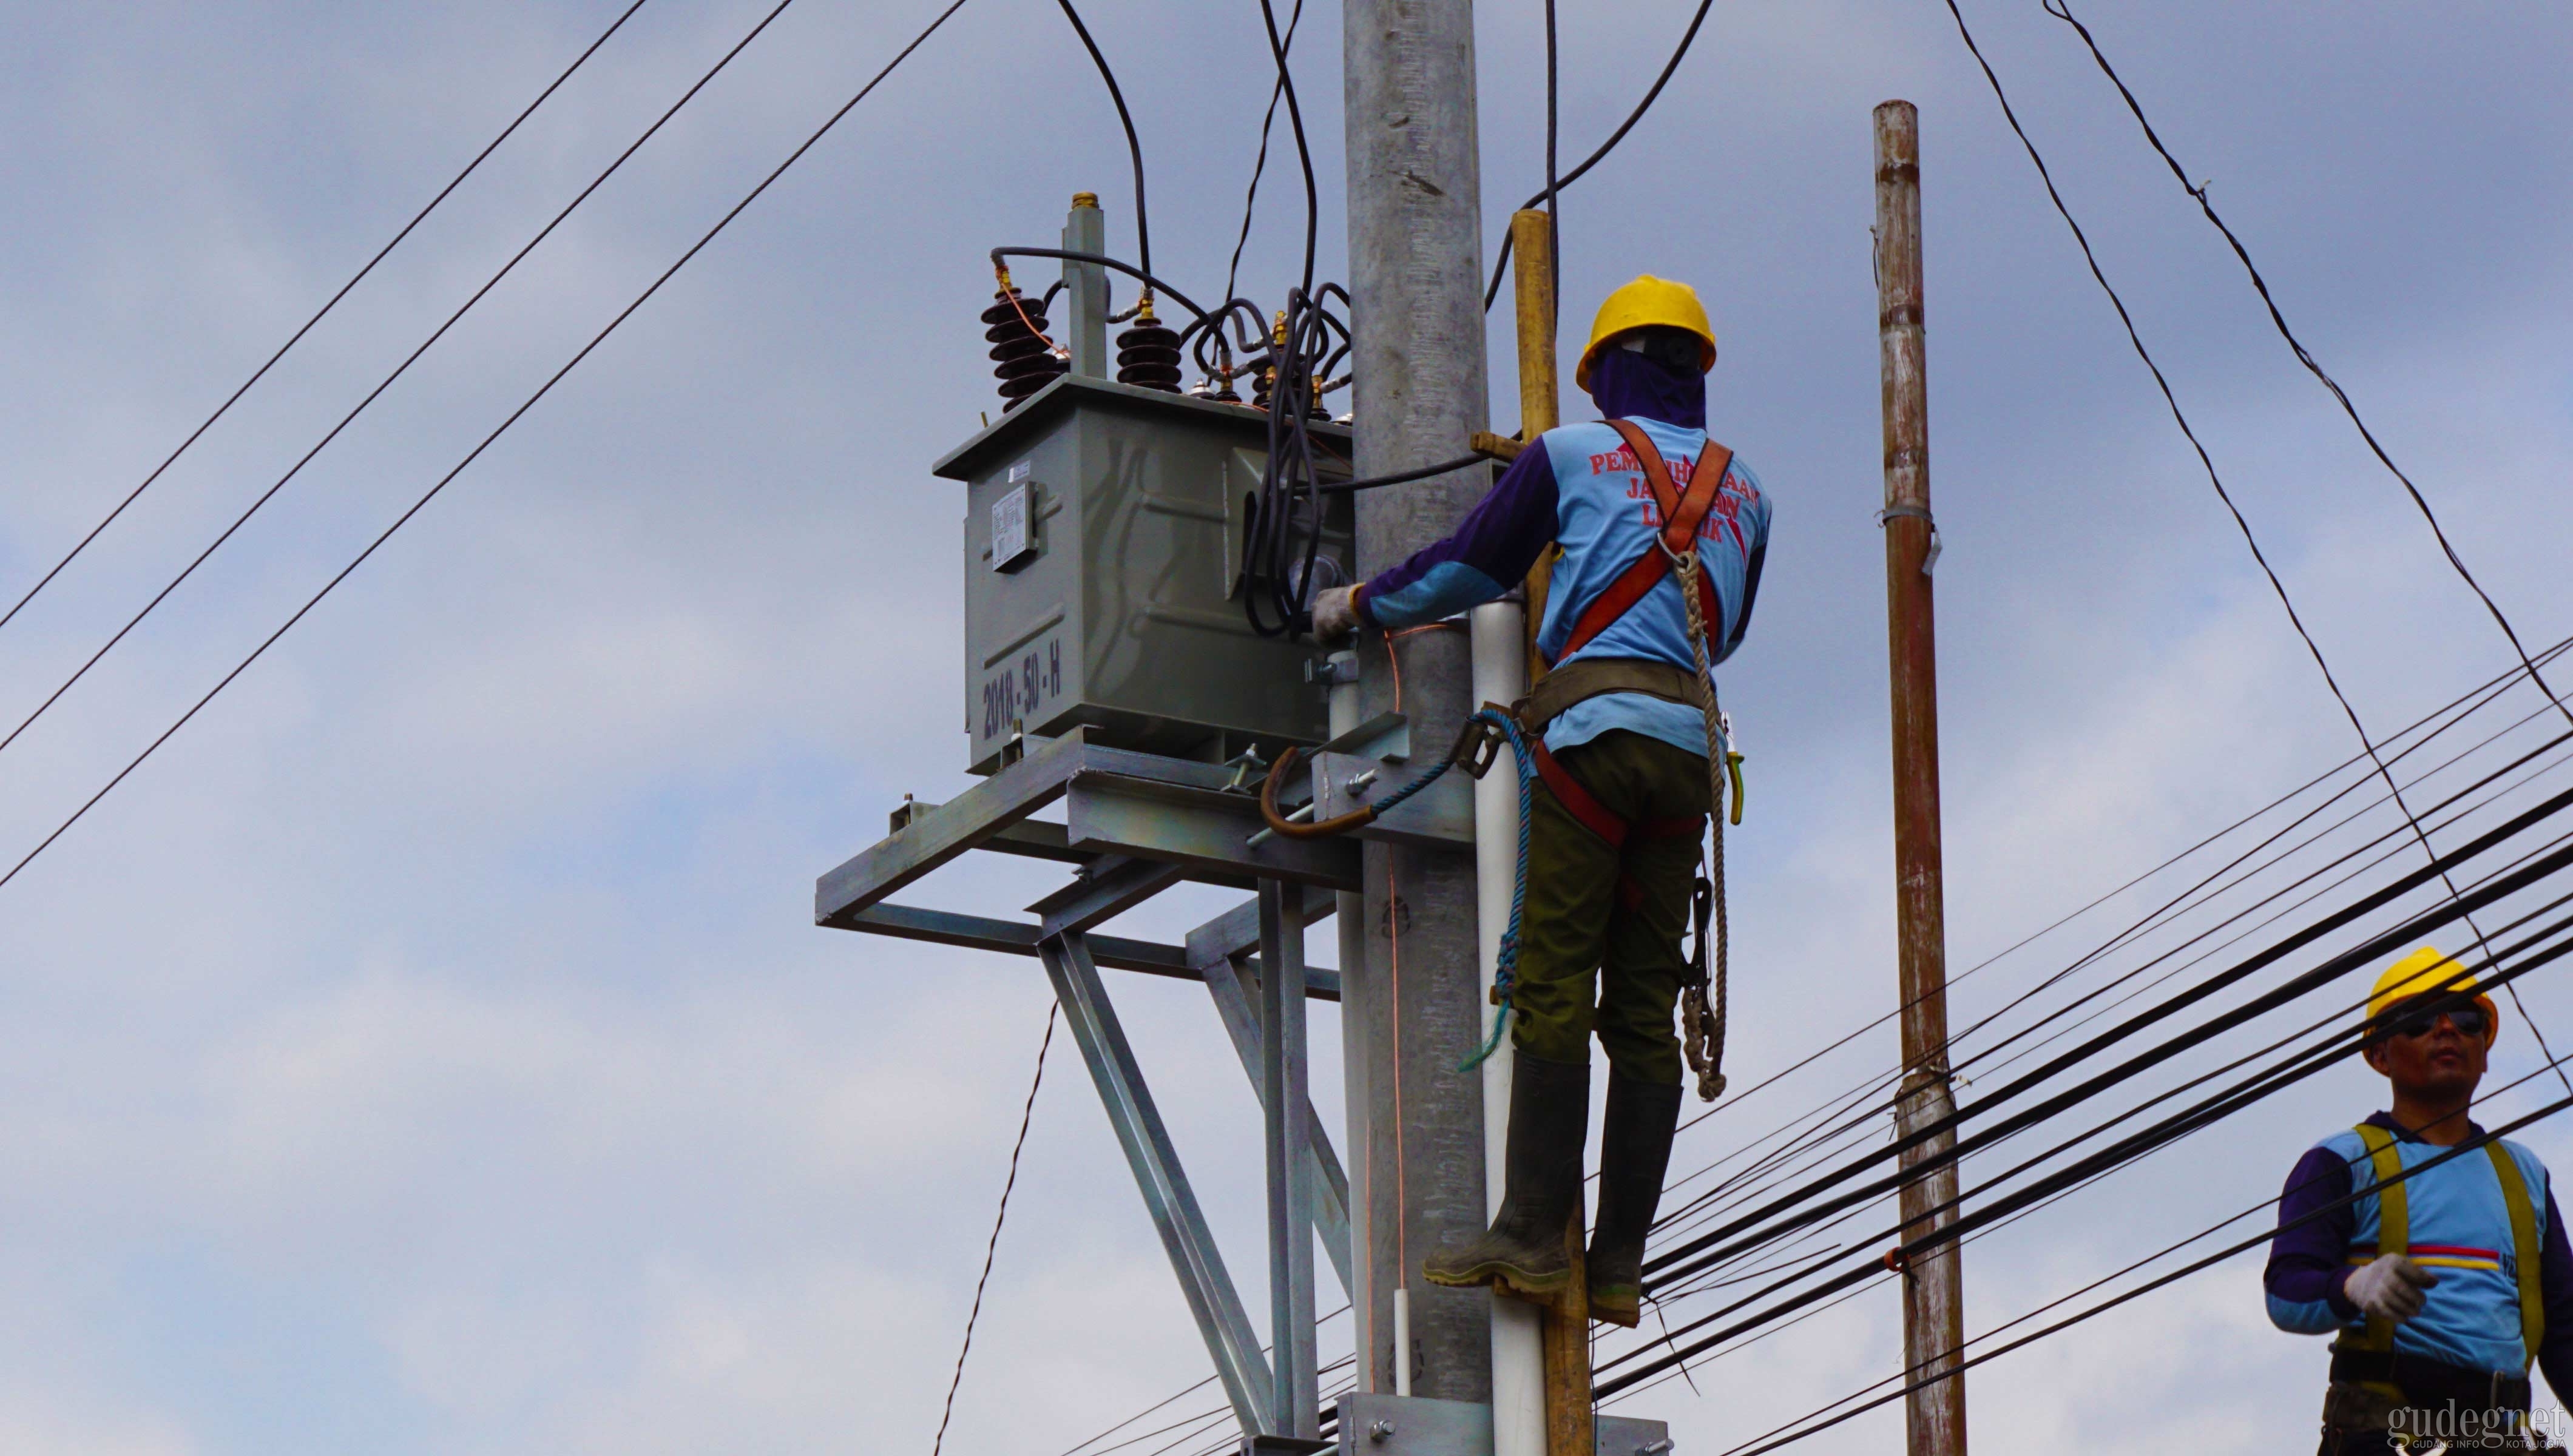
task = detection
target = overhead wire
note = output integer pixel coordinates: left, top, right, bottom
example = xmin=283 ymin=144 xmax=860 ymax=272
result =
xmin=0 ymin=0 xmax=806 ymax=769
xmin=1936 ymin=0 xmax=2569 ymax=1095
xmin=1219 ymin=0 xmax=1303 ymax=309
xmin=1608 ymin=913 xmax=2573 ymax=1397
xmin=1643 ymin=652 xmax=2573 ymax=1253
xmin=1703 ymin=1088 xmax=2573 ymax=1454
xmin=1051 ymin=0 xmax=1152 ymax=283
xmin=1481 ymin=0 xmax=1719 ymax=309
xmin=0 ymin=0 xmax=654 ymax=640
xmin=930 ymin=1004 xmax=1056 ymax=1456
xmin=0 ymin=0 xmax=978 ymax=893
xmin=2043 ymin=0 xmax=2571 ymax=738
xmin=2038 ymin=0 xmax=2573 ymax=1090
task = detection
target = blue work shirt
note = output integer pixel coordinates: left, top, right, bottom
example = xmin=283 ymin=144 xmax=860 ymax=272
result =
xmin=1353 ymin=348 xmax=1773 ymax=757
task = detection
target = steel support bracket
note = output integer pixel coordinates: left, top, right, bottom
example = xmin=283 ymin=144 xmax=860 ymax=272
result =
xmin=1310 ymin=750 xmax=1473 ymax=852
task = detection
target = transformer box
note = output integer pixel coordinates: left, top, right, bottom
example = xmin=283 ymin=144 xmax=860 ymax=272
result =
xmin=935 ymin=374 xmax=1354 ymax=775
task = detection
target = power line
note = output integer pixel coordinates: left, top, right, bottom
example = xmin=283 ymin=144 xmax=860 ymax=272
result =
xmin=1706 ymin=1087 xmax=2573 ymax=1454
xmin=0 ymin=0 xmax=978 ymax=894
xmin=1481 ymin=0 xmax=1718 ymax=309
xmin=1936 ymin=0 xmax=2572 ymax=1097
xmin=2037 ymin=0 xmax=2573 ymax=1091
xmin=1219 ymin=0 xmax=1304 ymax=308
xmin=0 ymin=0 xmax=805 ymax=769
xmin=2043 ymin=0 xmax=2571 ymax=737
xmin=931 ymin=1003 xmax=1056 ymax=1456
xmin=0 ymin=0 xmax=654 ymax=640
xmin=1052 ymin=0 xmax=1152 ymax=281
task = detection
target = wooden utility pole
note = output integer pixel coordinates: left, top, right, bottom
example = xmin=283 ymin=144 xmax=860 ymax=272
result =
xmin=1501 ymin=206 xmax=1595 ymax=1456
xmin=1875 ymin=99 xmax=1969 ymax=1456
xmin=1516 ymin=210 xmax=1561 ymax=689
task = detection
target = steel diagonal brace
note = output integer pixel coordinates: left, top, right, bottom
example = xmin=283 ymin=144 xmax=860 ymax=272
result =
xmin=1190 ymin=923 xmax=1354 ymax=1299
xmin=1038 ymin=929 xmax=1272 ymax=1436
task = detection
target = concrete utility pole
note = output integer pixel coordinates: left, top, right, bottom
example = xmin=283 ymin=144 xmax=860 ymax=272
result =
xmin=1343 ymin=0 xmax=1493 ymax=1403
xmin=1874 ymin=99 xmax=1969 ymax=1456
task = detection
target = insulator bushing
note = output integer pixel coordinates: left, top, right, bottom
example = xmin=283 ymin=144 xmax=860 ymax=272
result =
xmin=982 ymin=288 xmax=1066 ymax=410
xmin=1200 ymin=371 xmax=1242 ymax=405
xmin=1115 ymin=307 xmax=1182 ymax=393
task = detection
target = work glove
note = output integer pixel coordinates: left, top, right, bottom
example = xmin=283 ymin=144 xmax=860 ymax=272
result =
xmin=1310 ymin=585 xmax=1362 ymax=644
xmin=2344 ymin=1253 xmax=2439 ymax=1324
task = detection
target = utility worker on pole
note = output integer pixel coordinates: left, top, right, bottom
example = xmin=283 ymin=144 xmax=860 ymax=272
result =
xmin=1311 ymin=276 xmax=1771 ymax=1327
xmin=2266 ymin=948 xmax=2573 ymax=1452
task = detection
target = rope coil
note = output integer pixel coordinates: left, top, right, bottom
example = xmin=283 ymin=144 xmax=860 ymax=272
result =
xmin=1671 ymin=547 xmax=1732 ymax=1102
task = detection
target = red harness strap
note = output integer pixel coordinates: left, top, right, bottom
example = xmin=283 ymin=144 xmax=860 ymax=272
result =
xmin=1532 ymin=735 xmax=1703 ymax=856
xmin=1554 ymin=420 xmax=1734 ymax=664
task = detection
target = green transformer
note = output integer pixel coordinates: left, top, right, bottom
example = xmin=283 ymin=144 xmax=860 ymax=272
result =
xmin=934 ymin=374 xmax=1355 ymax=775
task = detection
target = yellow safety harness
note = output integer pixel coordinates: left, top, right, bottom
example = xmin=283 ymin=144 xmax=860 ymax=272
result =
xmin=2338 ymin=1122 xmax=2545 ymax=1372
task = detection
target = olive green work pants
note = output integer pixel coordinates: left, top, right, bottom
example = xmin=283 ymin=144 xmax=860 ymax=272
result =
xmin=1509 ymin=729 xmax=1709 ymax=1088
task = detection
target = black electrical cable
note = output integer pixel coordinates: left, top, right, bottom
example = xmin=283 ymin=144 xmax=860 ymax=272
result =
xmin=0 ymin=0 xmax=654 ymax=641
xmin=1648 ymin=632 xmax=2573 ymax=1212
xmin=1220 ymin=0 xmax=1303 ymax=309
xmin=0 ymin=0 xmax=976 ymax=894
xmin=1649 ymin=670 xmax=2573 ymax=1245
xmin=1050 ymin=0 xmax=1152 ymax=283
xmin=1647 ymin=822 xmax=2573 ymax=1296
xmin=1314 ymin=453 xmax=1490 ymax=494
xmin=1254 ymin=0 xmax=1318 ymax=296
xmin=1616 ymin=922 xmax=2573 ymax=1396
xmin=1643 ymin=783 xmax=2573 ymax=1284
xmin=989 ymin=248 xmax=1208 ymax=322
xmin=1482 ymin=0 xmax=1718 ymax=311
xmin=1938 ymin=0 xmax=2554 ymax=1097
xmin=1699 ymin=1092 xmax=2573 ymax=1451
xmin=2044 ymin=0 xmax=2570 ymax=738
xmin=2040 ymin=0 xmax=2573 ymax=1093
xmin=929 ymin=1004 xmax=1054 ymax=1456
xmin=0 ymin=0 xmax=805 ymax=770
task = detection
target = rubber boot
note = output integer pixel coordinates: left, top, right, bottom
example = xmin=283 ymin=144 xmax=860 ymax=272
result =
xmin=1586 ymin=1072 xmax=1683 ymax=1327
xmin=1421 ymin=1051 xmax=1589 ymax=1298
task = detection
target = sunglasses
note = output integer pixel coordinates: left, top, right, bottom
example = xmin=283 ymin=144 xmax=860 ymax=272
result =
xmin=2383 ymin=1004 xmax=2490 ymax=1042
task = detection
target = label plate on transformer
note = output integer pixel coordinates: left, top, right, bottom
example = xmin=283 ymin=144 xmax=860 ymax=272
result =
xmin=991 ymin=482 xmax=1036 ymax=572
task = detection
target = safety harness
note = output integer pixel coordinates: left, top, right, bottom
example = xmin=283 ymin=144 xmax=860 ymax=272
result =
xmin=1518 ymin=419 xmax=1742 ymax=1102
xmin=1255 ymin=419 xmax=1750 ymax=1100
xmin=2330 ymin=1122 xmax=2548 ymax=1425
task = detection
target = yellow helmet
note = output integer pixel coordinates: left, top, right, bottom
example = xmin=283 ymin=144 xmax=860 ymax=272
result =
xmin=1577 ymin=275 xmax=1717 ymax=392
xmin=2367 ymin=946 xmax=2498 ymax=1043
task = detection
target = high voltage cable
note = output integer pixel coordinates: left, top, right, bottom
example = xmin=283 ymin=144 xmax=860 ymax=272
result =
xmin=1610 ymin=916 xmax=2573 ymax=1397
xmin=1253 ymin=0 xmax=1317 ymax=295
xmin=1643 ymin=781 xmax=2573 ymax=1284
xmin=1936 ymin=0 xmax=2568 ymax=1092
xmin=1703 ymin=1090 xmax=2573 ymax=1453
xmin=0 ymin=0 xmax=653 ymax=640
xmin=1481 ymin=0 xmax=1718 ymax=309
xmin=1052 ymin=0 xmax=1152 ymax=281
xmin=1651 ymin=632 xmax=2573 ymax=1199
xmin=2044 ymin=0 xmax=2571 ymax=737
xmin=0 ymin=0 xmax=976 ymax=894
xmin=1646 ymin=661 xmax=2573 ymax=1247
xmin=1219 ymin=0 xmax=1303 ymax=308
xmin=0 ymin=0 xmax=803 ymax=769
xmin=2036 ymin=0 xmax=2573 ymax=1088
xmin=930 ymin=1004 xmax=1056 ymax=1456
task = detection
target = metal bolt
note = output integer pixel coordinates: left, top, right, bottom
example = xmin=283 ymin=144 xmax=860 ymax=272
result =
xmin=1343 ymin=769 xmax=1379 ymax=796
xmin=1367 ymin=1420 xmax=1396 ymax=1443
xmin=1638 ymin=1442 xmax=1674 ymax=1455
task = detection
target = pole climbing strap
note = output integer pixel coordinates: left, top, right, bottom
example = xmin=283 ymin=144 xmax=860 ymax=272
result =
xmin=1554 ymin=420 xmax=1733 ymax=664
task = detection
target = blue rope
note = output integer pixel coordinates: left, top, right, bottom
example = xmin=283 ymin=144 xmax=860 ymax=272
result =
xmin=1459 ymin=708 xmax=1536 ymax=1071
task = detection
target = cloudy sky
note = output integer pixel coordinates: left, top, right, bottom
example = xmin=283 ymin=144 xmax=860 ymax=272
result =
xmin=3 ymin=1 xmax=2569 ymax=1452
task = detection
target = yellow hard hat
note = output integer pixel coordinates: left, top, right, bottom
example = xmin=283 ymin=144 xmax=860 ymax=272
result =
xmin=2367 ymin=946 xmax=2498 ymax=1043
xmin=1577 ymin=275 xmax=1717 ymax=392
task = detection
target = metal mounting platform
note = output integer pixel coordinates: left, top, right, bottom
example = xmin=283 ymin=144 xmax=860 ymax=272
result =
xmin=1328 ymin=1395 xmax=1674 ymax=1455
xmin=816 ymin=726 xmax=1445 ymax=1444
